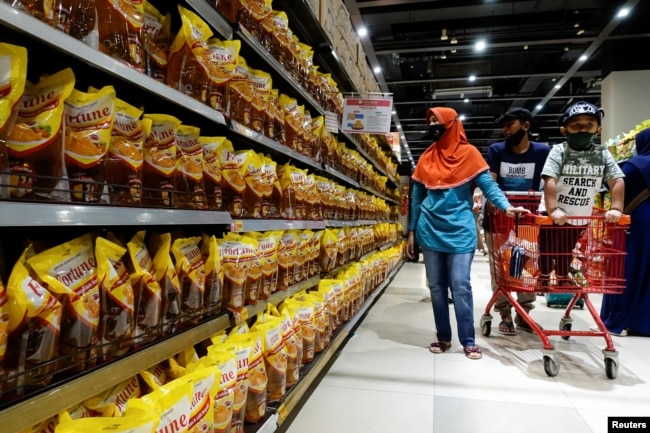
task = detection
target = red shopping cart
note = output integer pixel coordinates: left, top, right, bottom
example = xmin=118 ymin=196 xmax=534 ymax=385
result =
xmin=480 ymin=192 xmax=630 ymax=378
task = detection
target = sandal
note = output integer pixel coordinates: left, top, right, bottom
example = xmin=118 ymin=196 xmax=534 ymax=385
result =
xmin=498 ymin=321 xmax=516 ymax=336
xmin=515 ymin=319 xmax=542 ymax=334
xmin=464 ymin=346 xmax=482 ymax=360
xmin=429 ymin=341 xmax=452 ymax=354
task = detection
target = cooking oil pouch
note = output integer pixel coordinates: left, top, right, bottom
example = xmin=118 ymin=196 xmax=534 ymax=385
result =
xmin=206 ymin=39 xmax=240 ymax=112
xmin=143 ymin=0 xmax=171 ymax=82
xmin=250 ymin=314 xmax=287 ymax=403
xmin=175 ymin=125 xmax=207 ymax=209
xmin=27 ymin=233 xmax=100 ymax=371
xmin=95 ymin=236 xmax=135 ymax=360
xmin=5 ymin=246 xmax=63 ymax=392
xmin=266 ymin=304 xmax=301 ymax=388
xmin=142 ymin=113 xmax=181 ymax=207
xmin=0 ymin=43 xmax=28 ymax=135
xmin=64 ymin=85 xmax=115 ymax=203
xmin=260 ymin=155 xmax=278 ymax=218
xmin=125 ymin=376 xmax=191 ymax=433
xmin=149 ymin=232 xmax=181 ymax=334
xmin=200 ymin=136 xmax=227 ymax=211
xmin=91 ymin=0 xmax=146 ymax=72
xmin=226 ymin=331 xmax=267 ymax=424
xmin=171 ymin=236 xmax=206 ymax=323
xmin=126 ymin=230 xmax=162 ymax=345
xmin=200 ymin=232 xmax=225 ymax=317
xmin=106 ymin=96 xmax=144 ymax=205
xmin=84 ymin=375 xmax=141 ymax=417
xmin=189 ymin=349 xmax=237 ymax=433
xmin=166 ymin=5 xmax=213 ymax=103
xmin=214 ymin=337 xmax=252 ymax=433
xmin=55 ymin=412 xmax=157 ymax=433
xmin=6 ymin=68 xmax=75 ymax=201
xmin=139 ymin=362 xmax=168 ymax=394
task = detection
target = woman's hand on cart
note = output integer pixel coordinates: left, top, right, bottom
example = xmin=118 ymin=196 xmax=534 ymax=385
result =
xmin=605 ymin=209 xmax=622 ymax=223
xmin=505 ymin=206 xmax=530 ymax=218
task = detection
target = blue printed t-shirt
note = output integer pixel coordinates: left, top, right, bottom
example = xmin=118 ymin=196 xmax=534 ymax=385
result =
xmin=486 ymin=141 xmax=550 ymax=192
xmin=408 ymin=171 xmax=510 ymax=254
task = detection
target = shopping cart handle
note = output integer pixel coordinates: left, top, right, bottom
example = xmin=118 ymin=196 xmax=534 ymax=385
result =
xmin=531 ymin=214 xmax=631 ymax=225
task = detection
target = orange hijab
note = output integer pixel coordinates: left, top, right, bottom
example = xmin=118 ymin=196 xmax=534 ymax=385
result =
xmin=412 ymin=107 xmax=488 ymax=189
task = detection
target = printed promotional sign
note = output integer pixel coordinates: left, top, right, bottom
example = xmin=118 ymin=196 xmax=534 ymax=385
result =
xmin=341 ymin=97 xmax=393 ymax=134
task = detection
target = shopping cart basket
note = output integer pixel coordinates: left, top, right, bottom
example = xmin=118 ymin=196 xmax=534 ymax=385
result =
xmin=480 ymin=193 xmax=630 ymax=379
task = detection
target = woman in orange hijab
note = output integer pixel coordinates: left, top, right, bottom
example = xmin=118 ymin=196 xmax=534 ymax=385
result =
xmin=406 ymin=107 xmax=527 ymax=360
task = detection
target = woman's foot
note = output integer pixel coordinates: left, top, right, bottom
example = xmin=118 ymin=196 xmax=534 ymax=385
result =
xmin=498 ymin=321 xmax=516 ymax=336
xmin=429 ymin=341 xmax=452 ymax=354
xmin=464 ymin=346 xmax=482 ymax=360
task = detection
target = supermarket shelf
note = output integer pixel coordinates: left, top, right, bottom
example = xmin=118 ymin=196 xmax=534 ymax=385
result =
xmin=324 ymin=219 xmax=379 ymax=228
xmin=275 ymin=261 xmax=404 ymax=426
xmin=230 ymin=219 xmax=327 ymax=233
xmin=0 ymin=3 xmax=227 ymax=128
xmin=230 ymin=121 xmax=323 ymax=172
xmin=0 ymin=202 xmax=233 ymax=227
xmin=321 ymin=165 xmax=360 ymax=189
xmin=0 ymin=313 xmax=232 ymax=432
xmin=185 ymin=0 xmax=234 ymax=40
xmin=236 ymin=26 xmax=326 ymax=116
xmin=272 ymin=0 xmax=356 ymax=93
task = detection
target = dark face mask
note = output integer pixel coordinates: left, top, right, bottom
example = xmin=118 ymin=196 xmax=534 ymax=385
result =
xmin=427 ymin=124 xmax=446 ymax=141
xmin=566 ymin=132 xmax=596 ymax=150
xmin=505 ymin=128 xmax=527 ymax=148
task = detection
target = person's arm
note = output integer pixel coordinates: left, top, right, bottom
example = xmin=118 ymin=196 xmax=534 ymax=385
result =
xmin=406 ymin=181 xmax=426 ymax=259
xmin=475 ymin=171 xmax=527 ymax=217
xmin=541 ymin=144 xmax=566 ymax=224
xmin=603 ymin=149 xmax=625 ymax=222
xmin=543 ymin=176 xmax=567 ymax=225
xmin=605 ymin=178 xmax=625 ymax=222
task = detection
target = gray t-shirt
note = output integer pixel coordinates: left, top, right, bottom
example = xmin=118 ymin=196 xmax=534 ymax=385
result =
xmin=541 ymin=143 xmax=624 ymax=217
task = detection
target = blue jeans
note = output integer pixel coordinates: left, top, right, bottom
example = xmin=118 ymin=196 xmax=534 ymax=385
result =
xmin=422 ymin=248 xmax=476 ymax=347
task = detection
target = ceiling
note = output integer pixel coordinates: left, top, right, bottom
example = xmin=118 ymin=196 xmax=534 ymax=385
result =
xmin=343 ymin=0 xmax=650 ymax=171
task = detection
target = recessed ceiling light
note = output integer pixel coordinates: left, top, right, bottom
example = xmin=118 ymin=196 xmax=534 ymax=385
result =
xmin=440 ymin=53 xmax=447 ymax=59
xmin=450 ymin=49 xmax=457 ymax=53
xmin=441 ymin=29 xmax=448 ymax=41
xmin=574 ymin=23 xmax=580 ymax=28
xmin=577 ymin=29 xmax=585 ymax=35
xmin=579 ymin=54 xmax=588 ymax=61
xmin=536 ymin=104 xmax=543 ymax=110
xmin=523 ymin=45 xmax=528 ymax=50
xmin=617 ymin=7 xmax=630 ymax=18
xmin=554 ymin=84 xmax=561 ymax=89
xmin=464 ymin=98 xmax=470 ymax=103
xmin=450 ymin=37 xmax=458 ymax=45
xmin=397 ymin=125 xmax=401 ymax=129
xmin=459 ymin=115 xmax=466 ymax=121
xmin=474 ymin=40 xmax=487 ymax=52
xmin=357 ymin=26 xmax=368 ymax=37
xmin=468 ymin=75 xmax=476 ymax=82
xmin=373 ymin=66 xmax=381 ymax=74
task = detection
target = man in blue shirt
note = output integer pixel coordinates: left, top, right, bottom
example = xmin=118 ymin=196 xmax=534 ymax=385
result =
xmin=485 ymin=107 xmax=550 ymax=335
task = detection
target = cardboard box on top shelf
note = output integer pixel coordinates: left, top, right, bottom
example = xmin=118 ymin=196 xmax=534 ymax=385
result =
xmin=320 ymin=0 xmax=338 ymax=40
xmin=336 ymin=0 xmax=350 ymax=28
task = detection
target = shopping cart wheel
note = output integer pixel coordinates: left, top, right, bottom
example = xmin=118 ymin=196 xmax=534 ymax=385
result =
xmin=543 ymin=355 xmax=560 ymax=377
xmin=605 ymin=358 xmax=618 ymax=380
xmin=560 ymin=318 xmax=572 ymax=341
xmin=479 ymin=315 xmax=492 ymax=337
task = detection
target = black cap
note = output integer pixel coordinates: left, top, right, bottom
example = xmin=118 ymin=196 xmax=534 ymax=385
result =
xmin=558 ymin=101 xmax=604 ymax=126
xmin=495 ymin=107 xmax=533 ymax=126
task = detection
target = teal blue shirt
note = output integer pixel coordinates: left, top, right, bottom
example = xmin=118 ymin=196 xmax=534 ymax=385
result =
xmin=408 ymin=171 xmax=510 ymax=253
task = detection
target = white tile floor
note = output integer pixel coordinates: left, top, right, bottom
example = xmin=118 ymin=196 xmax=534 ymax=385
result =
xmin=284 ymin=254 xmax=650 ymax=433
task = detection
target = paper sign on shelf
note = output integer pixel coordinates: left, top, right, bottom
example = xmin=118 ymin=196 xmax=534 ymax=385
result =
xmin=341 ymin=96 xmax=393 ymax=134
xmin=324 ymin=111 xmax=339 ymax=134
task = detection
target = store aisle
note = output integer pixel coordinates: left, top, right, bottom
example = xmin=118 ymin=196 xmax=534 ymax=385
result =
xmin=283 ymin=255 xmax=650 ymax=433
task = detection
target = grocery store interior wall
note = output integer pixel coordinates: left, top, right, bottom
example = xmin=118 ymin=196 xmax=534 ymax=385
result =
xmin=601 ymin=70 xmax=650 ymax=141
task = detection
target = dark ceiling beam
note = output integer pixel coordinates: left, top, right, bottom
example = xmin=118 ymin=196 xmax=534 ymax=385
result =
xmin=392 ymin=94 xmax=599 ymax=105
xmin=533 ymin=0 xmax=641 ymax=115
xmin=386 ymin=70 xmax=598 ymax=86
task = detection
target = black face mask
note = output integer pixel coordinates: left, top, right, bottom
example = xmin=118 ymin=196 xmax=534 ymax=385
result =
xmin=427 ymin=124 xmax=446 ymax=141
xmin=505 ymin=128 xmax=527 ymax=148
